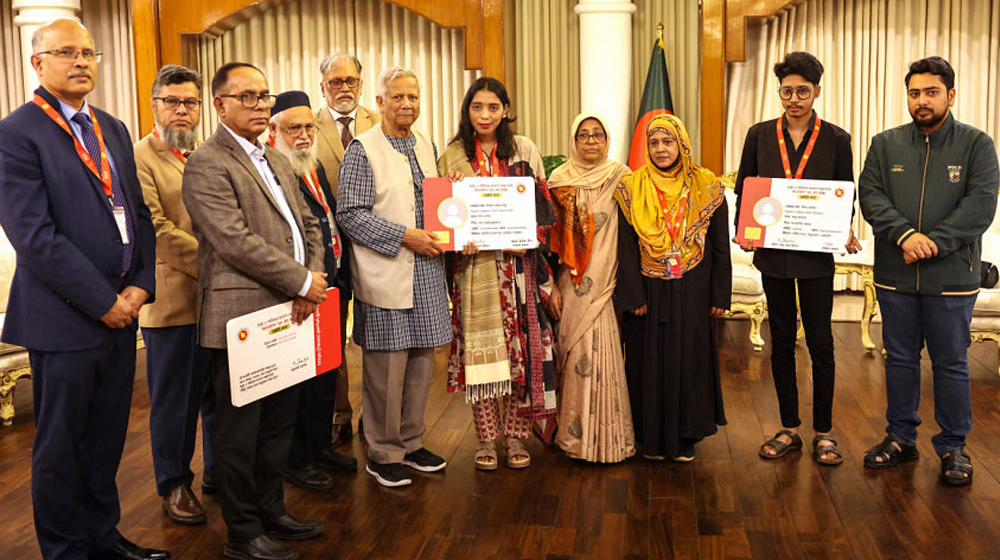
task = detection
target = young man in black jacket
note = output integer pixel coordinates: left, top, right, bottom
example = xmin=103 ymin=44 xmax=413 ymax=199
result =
xmin=735 ymin=52 xmax=860 ymax=466
xmin=859 ymin=56 xmax=999 ymax=485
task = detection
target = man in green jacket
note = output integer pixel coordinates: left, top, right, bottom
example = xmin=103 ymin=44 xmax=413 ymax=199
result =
xmin=859 ymin=56 xmax=999 ymax=486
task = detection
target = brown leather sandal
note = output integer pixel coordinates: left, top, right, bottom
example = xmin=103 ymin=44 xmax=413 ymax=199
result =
xmin=759 ymin=429 xmax=803 ymax=459
xmin=505 ymin=438 xmax=531 ymax=469
xmin=812 ymin=435 xmax=844 ymax=466
xmin=475 ymin=440 xmax=498 ymax=471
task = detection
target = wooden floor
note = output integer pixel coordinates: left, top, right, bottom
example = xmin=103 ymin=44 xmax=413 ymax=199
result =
xmin=4 ymin=320 xmax=1000 ymax=559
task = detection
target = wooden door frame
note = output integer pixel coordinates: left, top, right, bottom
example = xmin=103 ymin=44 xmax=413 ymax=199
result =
xmin=132 ymin=0 xmax=504 ymax=133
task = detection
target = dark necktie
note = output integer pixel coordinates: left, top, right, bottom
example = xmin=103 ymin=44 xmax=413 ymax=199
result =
xmin=71 ymin=112 xmax=133 ymax=274
xmin=338 ymin=115 xmax=354 ymax=148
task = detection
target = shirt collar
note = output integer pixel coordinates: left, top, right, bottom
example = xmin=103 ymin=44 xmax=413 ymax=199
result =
xmin=221 ymin=123 xmax=265 ymax=160
xmin=781 ymin=110 xmax=817 ymax=132
xmin=328 ymin=106 xmax=358 ymax=121
xmin=57 ymin=98 xmax=91 ymax=122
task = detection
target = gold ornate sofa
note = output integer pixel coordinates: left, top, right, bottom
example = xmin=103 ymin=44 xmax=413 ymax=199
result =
xmin=0 ymin=228 xmax=31 ymax=426
xmin=971 ymin=232 xmax=1000 ymax=376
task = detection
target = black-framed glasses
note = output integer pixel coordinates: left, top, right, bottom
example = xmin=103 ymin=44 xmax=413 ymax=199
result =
xmin=575 ymin=132 xmax=607 ymax=143
xmin=778 ymin=86 xmax=814 ymax=100
xmin=281 ymin=124 xmax=317 ymax=136
xmin=326 ymin=78 xmax=360 ymax=90
xmin=153 ymin=97 xmax=201 ymax=110
xmin=219 ymin=93 xmax=278 ymax=108
xmin=36 ymin=48 xmax=102 ymax=63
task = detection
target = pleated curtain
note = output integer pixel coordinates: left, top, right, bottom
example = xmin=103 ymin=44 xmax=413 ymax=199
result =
xmin=725 ymin=0 xmax=1000 ymax=288
xmin=0 ymin=0 xmax=137 ymax=133
xmin=510 ymin=0 xmax=701 ymax=159
xmin=196 ymin=0 xmax=480 ymax=150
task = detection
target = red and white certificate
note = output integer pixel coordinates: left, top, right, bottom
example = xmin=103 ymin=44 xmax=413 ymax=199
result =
xmin=423 ymin=176 xmax=537 ymax=251
xmin=735 ymin=177 xmax=855 ymax=253
xmin=225 ymin=289 xmax=341 ymax=407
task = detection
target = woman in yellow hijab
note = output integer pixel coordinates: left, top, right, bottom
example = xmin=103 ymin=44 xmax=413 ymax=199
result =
xmin=615 ymin=113 xmax=731 ymax=462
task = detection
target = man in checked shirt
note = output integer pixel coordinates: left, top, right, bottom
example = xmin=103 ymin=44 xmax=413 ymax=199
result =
xmin=336 ymin=67 xmax=450 ymax=487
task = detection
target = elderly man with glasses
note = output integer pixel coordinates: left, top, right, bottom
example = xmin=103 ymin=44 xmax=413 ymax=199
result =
xmin=0 ymin=19 xmax=163 ymax=560
xmin=314 ymin=52 xmax=380 ymax=448
xmin=182 ymin=63 xmax=327 ymax=560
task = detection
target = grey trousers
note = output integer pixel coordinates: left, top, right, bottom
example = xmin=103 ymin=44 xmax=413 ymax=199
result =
xmin=361 ymin=347 xmax=435 ymax=463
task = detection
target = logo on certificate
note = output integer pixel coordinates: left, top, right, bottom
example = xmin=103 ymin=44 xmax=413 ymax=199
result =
xmin=238 ymin=328 xmax=249 ymax=342
xmin=437 ymin=197 xmax=469 ymax=229
xmin=752 ymin=196 xmax=783 ymax=227
xmin=517 ymin=184 xmax=526 ymax=193
xmin=835 ymin=188 xmax=845 ymax=198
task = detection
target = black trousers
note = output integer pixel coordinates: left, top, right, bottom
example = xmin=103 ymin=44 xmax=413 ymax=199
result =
xmin=289 ymin=366 xmax=338 ymax=468
xmin=207 ymin=348 xmax=298 ymax=543
xmin=761 ymin=274 xmax=835 ymax=433
xmin=29 ymin=327 xmax=137 ymax=560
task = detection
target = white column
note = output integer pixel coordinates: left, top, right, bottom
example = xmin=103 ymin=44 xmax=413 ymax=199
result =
xmin=575 ymin=0 xmax=636 ymax=163
xmin=12 ymin=0 xmax=82 ymax=100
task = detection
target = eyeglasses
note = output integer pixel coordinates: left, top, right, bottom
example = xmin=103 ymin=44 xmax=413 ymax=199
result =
xmin=778 ymin=86 xmax=814 ymax=100
xmin=281 ymin=124 xmax=316 ymax=136
xmin=36 ymin=48 xmax=102 ymax=63
xmin=153 ymin=97 xmax=201 ymax=111
xmin=575 ymin=132 xmax=607 ymax=143
xmin=219 ymin=93 xmax=278 ymax=108
xmin=326 ymin=78 xmax=360 ymax=90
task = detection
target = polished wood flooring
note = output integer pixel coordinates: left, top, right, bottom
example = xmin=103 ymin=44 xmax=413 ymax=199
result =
xmin=4 ymin=320 xmax=1000 ymax=559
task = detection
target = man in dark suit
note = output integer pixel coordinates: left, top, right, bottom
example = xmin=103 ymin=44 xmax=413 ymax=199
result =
xmin=0 ymin=19 xmax=166 ymax=560
xmin=182 ymin=63 xmax=327 ymax=560
xmin=268 ymin=90 xmax=358 ymax=491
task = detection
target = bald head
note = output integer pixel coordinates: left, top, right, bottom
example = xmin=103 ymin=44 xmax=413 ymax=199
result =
xmin=31 ymin=19 xmax=98 ymax=109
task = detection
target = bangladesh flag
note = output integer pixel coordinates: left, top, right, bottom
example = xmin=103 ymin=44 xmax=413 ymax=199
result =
xmin=628 ymin=32 xmax=675 ymax=170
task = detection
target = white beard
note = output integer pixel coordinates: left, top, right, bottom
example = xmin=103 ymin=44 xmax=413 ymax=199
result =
xmin=273 ymin=136 xmax=319 ymax=178
xmin=155 ymin=124 xmax=198 ymax=152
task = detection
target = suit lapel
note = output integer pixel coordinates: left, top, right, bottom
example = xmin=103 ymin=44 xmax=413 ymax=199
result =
xmin=264 ymin=147 xmax=306 ymax=234
xmin=315 ymin=108 xmax=345 ymax=162
xmin=213 ymin=127 xmax=281 ymax=212
xmin=356 ymin=106 xmax=377 ymax=135
xmin=151 ymin=134 xmax=186 ymax=175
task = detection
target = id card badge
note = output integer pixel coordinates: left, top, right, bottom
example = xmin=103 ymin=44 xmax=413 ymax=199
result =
xmin=113 ymin=206 xmax=130 ymax=244
xmin=331 ymin=233 xmax=342 ymax=258
xmin=665 ymin=251 xmax=681 ymax=279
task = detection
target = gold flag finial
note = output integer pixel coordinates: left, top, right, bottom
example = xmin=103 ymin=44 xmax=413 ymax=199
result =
xmin=656 ymin=22 xmax=664 ymax=47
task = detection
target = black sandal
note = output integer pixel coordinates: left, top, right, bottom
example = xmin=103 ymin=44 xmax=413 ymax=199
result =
xmin=759 ymin=429 xmax=803 ymax=459
xmin=941 ymin=449 xmax=973 ymax=486
xmin=863 ymin=435 xmax=919 ymax=469
xmin=812 ymin=435 xmax=844 ymax=466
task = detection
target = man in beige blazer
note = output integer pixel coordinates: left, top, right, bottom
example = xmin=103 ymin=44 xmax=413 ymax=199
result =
xmin=314 ymin=51 xmax=380 ymax=447
xmin=136 ymin=64 xmax=215 ymax=527
xmin=182 ymin=62 xmax=327 ymax=560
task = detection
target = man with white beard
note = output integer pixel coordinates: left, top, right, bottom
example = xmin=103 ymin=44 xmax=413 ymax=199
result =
xmin=135 ymin=64 xmax=216 ymax=525
xmin=269 ymin=90 xmax=358 ymax=490
xmin=315 ymin=52 xmax=379 ymax=447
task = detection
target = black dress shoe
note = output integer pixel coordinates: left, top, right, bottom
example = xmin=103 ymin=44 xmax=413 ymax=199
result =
xmin=202 ymin=476 xmax=218 ymax=495
xmin=315 ymin=448 xmax=358 ymax=472
xmin=263 ymin=514 xmax=324 ymax=541
xmin=330 ymin=423 xmax=352 ymax=448
xmin=284 ymin=464 xmax=335 ymax=490
xmin=223 ymin=535 xmax=296 ymax=560
xmin=100 ymin=537 xmax=171 ymax=560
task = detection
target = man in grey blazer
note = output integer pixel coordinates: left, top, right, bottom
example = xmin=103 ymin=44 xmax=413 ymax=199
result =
xmin=314 ymin=51 xmax=380 ymax=447
xmin=182 ymin=62 xmax=327 ymax=560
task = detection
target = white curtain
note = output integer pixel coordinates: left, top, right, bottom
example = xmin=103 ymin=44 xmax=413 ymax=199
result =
xmin=725 ymin=0 xmax=1000 ymax=288
xmin=83 ymin=0 xmax=137 ymax=135
xmin=0 ymin=0 xmax=137 ymax=133
xmin=510 ymin=0 xmax=701 ymax=160
xmin=0 ymin=0 xmax=24 ymax=118
xmin=196 ymin=0 xmax=480 ymax=150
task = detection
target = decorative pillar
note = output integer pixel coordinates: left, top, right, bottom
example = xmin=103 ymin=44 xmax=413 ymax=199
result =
xmin=12 ymin=0 xmax=82 ymax=100
xmin=575 ymin=0 xmax=636 ymax=163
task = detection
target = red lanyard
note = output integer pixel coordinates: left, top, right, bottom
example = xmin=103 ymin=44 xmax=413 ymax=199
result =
xmin=474 ymin=137 xmax=500 ymax=177
xmin=152 ymin=127 xmax=197 ymax=163
xmin=34 ymin=94 xmax=113 ymax=198
xmin=654 ymin=187 xmax=689 ymax=247
xmin=777 ymin=116 xmax=822 ymax=179
xmin=302 ymin=169 xmax=329 ymax=215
